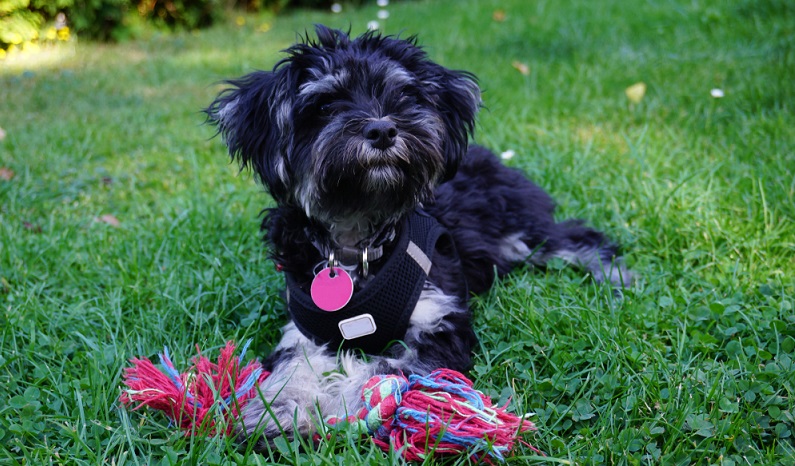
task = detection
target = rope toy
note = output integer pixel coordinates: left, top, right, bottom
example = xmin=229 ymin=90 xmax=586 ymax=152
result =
xmin=120 ymin=341 xmax=538 ymax=462
xmin=326 ymin=370 xmax=539 ymax=462
xmin=119 ymin=340 xmax=268 ymax=436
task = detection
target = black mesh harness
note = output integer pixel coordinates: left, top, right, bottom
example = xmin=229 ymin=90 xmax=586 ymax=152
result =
xmin=285 ymin=210 xmax=451 ymax=354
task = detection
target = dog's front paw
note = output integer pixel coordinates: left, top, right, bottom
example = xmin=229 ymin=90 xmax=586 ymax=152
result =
xmin=238 ymin=394 xmax=315 ymax=449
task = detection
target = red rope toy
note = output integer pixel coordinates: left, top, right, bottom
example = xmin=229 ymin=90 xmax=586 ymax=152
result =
xmin=120 ymin=341 xmax=539 ymax=462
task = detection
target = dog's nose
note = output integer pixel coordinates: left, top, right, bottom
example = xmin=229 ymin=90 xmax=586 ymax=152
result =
xmin=363 ymin=120 xmax=398 ymax=150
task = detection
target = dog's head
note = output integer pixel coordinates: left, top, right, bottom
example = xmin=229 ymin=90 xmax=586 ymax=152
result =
xmin=207 ymin=25 xmax=480 ymax=227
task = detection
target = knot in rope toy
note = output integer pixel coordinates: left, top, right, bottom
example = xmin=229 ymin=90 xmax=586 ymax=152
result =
xmin=120 ymin=341 xmax=538 ymax=462
xmin=327 ymin=370 xmax=538 ymax=462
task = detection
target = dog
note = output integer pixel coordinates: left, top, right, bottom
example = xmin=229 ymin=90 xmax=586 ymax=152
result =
xmin=206 ymin=25 xmax=631 ymax=449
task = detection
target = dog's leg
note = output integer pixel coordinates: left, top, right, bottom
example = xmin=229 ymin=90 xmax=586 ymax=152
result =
xmin=239 ymin=330 xmax=442 ymax=449
xmin=499 ymin=221 xmax=632 ymax=287
xmin=239 ymin=324 xmax=400 ymax=445
xmin=433 ymin=145 xmax=632 ymax=290
xmin=239 ymin=324 xmax=338 ymax=445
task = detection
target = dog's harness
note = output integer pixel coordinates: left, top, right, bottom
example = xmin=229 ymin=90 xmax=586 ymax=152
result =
xmin=285 ymin=210 xmax=452 ymax=354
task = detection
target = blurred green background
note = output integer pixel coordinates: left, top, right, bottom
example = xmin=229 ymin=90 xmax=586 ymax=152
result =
xmin=1 ymin=0 xmax=794 ymax=464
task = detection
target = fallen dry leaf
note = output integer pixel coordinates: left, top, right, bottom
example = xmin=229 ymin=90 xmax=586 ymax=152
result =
xmin=23 ymin=221 xmax=42 ymax=233
xmin=511 ymin=61 xmax=530 ymax=76
xmin=625 ymin=82 xmax=647 ymax=103
xmin=0 ymin=167 xmax=14 ymax=181
xmin=96 ymin=214 xmax=121 ymax=227
xmin=493 ymin=9 xmax=506 ymax=22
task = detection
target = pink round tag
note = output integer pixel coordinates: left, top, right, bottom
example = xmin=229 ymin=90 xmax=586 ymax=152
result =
xmin=310 ymin=267 xmax=354 ymax=312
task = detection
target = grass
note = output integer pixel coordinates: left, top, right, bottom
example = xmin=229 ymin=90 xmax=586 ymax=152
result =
xmin=1 ymin=0 xmax=794 ymax=463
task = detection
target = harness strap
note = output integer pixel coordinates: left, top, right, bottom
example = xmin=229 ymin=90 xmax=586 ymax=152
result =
xmin=285 ymin=210 xmax=450 ymax=354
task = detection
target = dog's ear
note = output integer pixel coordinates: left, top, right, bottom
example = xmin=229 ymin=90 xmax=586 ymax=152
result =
xmin=206 ymin=70 xmax=292 ymax=202
xmin=423 ymin=67 xmax=481 ymax=181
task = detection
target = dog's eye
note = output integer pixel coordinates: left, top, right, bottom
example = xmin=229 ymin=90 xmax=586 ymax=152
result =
xmin=318 ymin=103 xmax=334 ymax=116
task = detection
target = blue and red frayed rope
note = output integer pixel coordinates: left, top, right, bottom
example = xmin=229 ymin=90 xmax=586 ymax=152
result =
xmin=120 ymin=341 xmax=268 ymax=436
xmin=120 ymin=341 xmax=539 ymax=462
xmin=327 ymin=369 xmax=540 ymax=462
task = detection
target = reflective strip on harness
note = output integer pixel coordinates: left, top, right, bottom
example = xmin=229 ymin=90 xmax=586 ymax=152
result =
xmin=406 ymin=241 xmax=432 ymax=275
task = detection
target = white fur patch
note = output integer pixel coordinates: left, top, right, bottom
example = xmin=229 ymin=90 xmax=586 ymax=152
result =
xmin=299 ymin=70 xmax=350 ymax=96
xmin=383 ymin=65 xmax=413 ymax=86
xmin=405 ymin=284 xmax=463 ymax=341
xmin=273 ymin=156 xmax=289 ymax=184
xmin=499 ymin=232 xmax=535 ymax=263
xmin=554 ymin=248 xmax=632 ymax=286
xmin=275 ymin=322 xmax=313 ymax=350
xmin=295 ymin=177 xmax=319 ymax=218
xmin=275 ymin=101 xmax=292 ymax=133
xmin=241 ymin=324 xmax=336 ymax=437
xmin=217 ymin=97 xmax=239 ymax=125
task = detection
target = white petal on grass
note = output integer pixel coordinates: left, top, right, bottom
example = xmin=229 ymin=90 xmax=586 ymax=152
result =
xmin=500 ymin=150 xmax=516 ymax=160
xmin=377 ymin=0 xmax=389 ymax=6
xmin=367 ymin=20 xmax=380 ymax=30
xmin=331 ymin=3 xmax=342 ymax=13
xmin=710 ymin=88 xmax=725 ymax=98
xmin=377 ymin=10 xmax=390 ymax=19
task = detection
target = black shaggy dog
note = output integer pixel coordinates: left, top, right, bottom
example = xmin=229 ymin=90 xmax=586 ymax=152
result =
xmin=206 ymin=25 xmax=630 ymax=447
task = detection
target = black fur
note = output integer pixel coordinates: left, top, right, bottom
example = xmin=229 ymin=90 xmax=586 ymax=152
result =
xmin=428 ymin=145 xmax=622 ymax=294
xmin=206 ymin=25 xmax=630 ymax=446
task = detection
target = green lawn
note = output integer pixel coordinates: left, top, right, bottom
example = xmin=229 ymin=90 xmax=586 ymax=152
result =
xmin=1 ymin=0 xmax=794 ymax=464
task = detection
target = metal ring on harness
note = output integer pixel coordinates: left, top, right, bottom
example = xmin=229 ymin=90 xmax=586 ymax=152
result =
xmin=328 ymin=251 xmax=337 ymax=277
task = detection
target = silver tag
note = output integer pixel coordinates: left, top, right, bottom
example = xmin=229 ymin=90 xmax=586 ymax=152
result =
xmin=338 ymin=314 xmax=377 ymax=340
